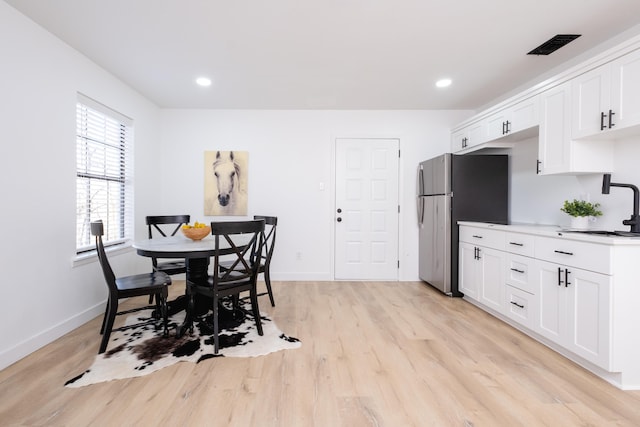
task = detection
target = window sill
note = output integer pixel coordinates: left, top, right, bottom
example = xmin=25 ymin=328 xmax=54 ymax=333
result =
xmin=71 ymin=241 xmax=134 ymax=267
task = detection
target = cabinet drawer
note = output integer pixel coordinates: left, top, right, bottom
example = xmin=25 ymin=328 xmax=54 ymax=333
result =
xmin=504 ymin=285 xmax=537 ymax=330
xmin=534 ymin=236 xmax=611 ymax=274
xmin=505 ymin=232 xmax=535 ymax=257
xmin=506 ymin=254 xmax=535 ymax=294
xmin=459 ymin=226 xmax=504 ymax=250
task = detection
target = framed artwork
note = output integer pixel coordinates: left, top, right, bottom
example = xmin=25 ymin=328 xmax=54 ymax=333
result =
xmin=204 ymin=150 xmax=248 ymax=216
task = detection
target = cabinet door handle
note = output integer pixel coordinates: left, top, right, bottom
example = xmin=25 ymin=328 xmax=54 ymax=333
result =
xmin=510 ymin=268 xmax=525 ymax=273
xmin=609 ymin=109 xmax=615 ymax=128
xmin=509 ymin=242 xmax=523 ymax=247
xmin=475 ymin=247 xmax=482 ymax=260
xmin=472 ymin=235 xmax=483 ymax=239
xmin=505 ymin=120 xmax=511 ymax=134
xmin=510 ymin=301 xmax=525 ymax=309
xmin=536 ymin=160 xmax=541 ymax=175
xmin=554 ymin=250 xmax=574 ymax=256
xmin=558 ymin=267 xmax=564 ymax=286
xmin=601 ymin=111 xmax=607 ymax=131
xmin=565 ymin=269 xmax=571 ymax=287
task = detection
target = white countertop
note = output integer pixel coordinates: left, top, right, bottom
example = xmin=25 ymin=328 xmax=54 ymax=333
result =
xmin=458 ymin=221 xmax=640 ymax=245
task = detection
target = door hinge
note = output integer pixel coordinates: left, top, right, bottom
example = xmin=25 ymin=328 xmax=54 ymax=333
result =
xmin=398 ymin=149 xmax=401 ymax=158
xmin=398 ymin=205 xmax=400 ymax=213
xmin=397 ymin=260 xmax=400 ymax=268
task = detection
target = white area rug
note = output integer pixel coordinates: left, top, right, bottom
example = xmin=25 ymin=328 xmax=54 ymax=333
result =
xmin=65 ymin=300 xmax=300 ymax=388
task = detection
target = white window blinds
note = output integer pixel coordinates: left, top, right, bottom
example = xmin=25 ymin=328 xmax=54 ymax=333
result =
xmin=76 ymin=94 xmax=134 ymax=253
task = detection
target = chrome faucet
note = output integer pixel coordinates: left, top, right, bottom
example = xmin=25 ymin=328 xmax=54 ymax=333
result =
xmin=602 ymin=174 xmax=640 ymax=233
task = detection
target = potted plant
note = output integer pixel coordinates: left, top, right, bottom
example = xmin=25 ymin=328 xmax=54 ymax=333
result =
xmin=561 ymin=199 xmax=603 ymax=229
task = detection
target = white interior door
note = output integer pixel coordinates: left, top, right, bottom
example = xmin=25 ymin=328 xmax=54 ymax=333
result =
xmin=335 ymin=138 xmax=399 ymax=280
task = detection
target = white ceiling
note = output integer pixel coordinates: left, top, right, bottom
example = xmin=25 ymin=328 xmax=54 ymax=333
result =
xmin=5 ymin=0 xmax=640 ymax=110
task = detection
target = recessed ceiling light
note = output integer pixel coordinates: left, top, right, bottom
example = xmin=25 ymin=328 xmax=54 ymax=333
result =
xmin=436 ymin=78 xmax=452 ymax=88
xmin=195 ymin=77 xmax=212 ymax=87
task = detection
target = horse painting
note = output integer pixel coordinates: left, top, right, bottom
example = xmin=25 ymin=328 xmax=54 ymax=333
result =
xmin=204 ymin=150 xmax=248 ymax=216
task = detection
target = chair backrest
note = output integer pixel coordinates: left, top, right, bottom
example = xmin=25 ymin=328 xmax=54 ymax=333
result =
xmin=253 ymin=215 xmax=277 ymax=267
xmin=90 ymin=221 xmax=117 ymax=293
xmin=210 ymin=220 xmax=265 ymax=285
xmin=146 ymin=215 xmax=191 ymax=238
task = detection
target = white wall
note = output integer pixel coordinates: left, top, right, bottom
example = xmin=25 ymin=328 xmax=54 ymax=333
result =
xmin=509 ymin=135 xmax=640 ymax=231
xmin=0 ymin=2 xmax=161 ymax=369
xmin=157 ymin=109 xmax=471 ymax=281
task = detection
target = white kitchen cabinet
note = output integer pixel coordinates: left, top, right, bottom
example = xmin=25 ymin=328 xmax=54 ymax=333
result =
xmin=486 ymin=96 xmax=539 ymax=141
xmin=459 ymin=242 xmax=479 ymax=300
xmin=451 ymin=120 xmax=486 ymax=152
xmin=538 ymin=82 xmax=572 ymax=174
xmin=538 ymin=81 xmax=613 ymax=175
xmin=504 ymin=284 xmax=537 ymax=330
xmin=572 ymin=48 xmax=640 ymax=139
xmin=458 ymin=221 xmax=640 ymax=388
xmin=535 ymin=259 xmax=611 ymax=369
xmin=459 ymin=242 xmax=504 ymax=312
xmin=459 ymin=226 xmax=505 ymax=312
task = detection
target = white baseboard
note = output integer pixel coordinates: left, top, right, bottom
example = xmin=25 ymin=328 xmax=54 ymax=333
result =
xmin=0 ymin=302 xmax=105 ymax=370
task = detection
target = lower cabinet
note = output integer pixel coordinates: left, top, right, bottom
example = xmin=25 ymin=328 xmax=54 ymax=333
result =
xmin=504 ymin=285 xmax=537 ymax=330
xmin=459 ymin=224 xmax=613 ymax=371
xmin=535 ymin=260 xmax=612 ymax=369
xmin=458 ymin=222 xmax=640 ymax=388
xmin=459 ymin=242 xmax=504 ymax=312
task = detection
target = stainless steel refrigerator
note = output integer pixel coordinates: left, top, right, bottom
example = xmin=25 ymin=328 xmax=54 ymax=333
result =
xmin=417 ymin=153 xmax=508 ymax=296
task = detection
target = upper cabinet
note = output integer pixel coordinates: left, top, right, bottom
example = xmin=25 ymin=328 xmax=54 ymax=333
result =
xmin=538 ymin=82 xmax=572 ymax=175
xmin=572 ymin=49 xmax=640 ymax=139
xmin=538 ymin=82 xmax=614 ymax=175
xmin=451 ymin=120 xmax=486 ymax=152
xmin=451 ymin=36 xmax=640 ymax=174
xmin=486 ymin=96 xmax=539 ymax=141
xmin=451 ymin=96 xmax=539 ymax=154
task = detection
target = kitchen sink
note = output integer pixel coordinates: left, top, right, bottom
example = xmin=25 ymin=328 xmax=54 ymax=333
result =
xmin=564 ymin=230 xmax=640 ymax=237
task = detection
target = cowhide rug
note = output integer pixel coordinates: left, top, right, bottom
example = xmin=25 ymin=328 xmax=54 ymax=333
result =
xmin=65 ymin=298 xmax=301 ymax=388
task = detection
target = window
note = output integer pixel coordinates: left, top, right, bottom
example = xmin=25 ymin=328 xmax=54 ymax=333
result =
xmin=76 ymin=94 xmax=134 ymax=253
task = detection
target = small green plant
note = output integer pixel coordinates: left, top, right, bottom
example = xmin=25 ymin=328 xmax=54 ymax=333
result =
xmin=561 ymin=199 xmax=603 ymax=217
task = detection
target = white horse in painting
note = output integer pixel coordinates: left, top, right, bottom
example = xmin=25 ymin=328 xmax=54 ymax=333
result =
xmin=212 ymin=150 xmax=242 ymax=211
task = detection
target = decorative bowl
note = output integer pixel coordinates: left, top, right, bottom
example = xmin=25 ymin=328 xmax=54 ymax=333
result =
xmin=181 ymin=225 xmax=211 ymax=241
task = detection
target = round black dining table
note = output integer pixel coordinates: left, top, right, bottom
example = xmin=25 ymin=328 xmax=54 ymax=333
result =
xmin=133 ymin=234 xmax=246 ymax=335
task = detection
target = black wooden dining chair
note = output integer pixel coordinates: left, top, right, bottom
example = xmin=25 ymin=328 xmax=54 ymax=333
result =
xmin=220 ymin=215 xmax=278 ymax=306
xmin=249 ymin=215 xmax=277 ymax=306
xmin=91 ymin=221 xmax=171 ymax=354
xmin=145 ymin=215 xmax=191 ymax=275
xmin=187 ymin=219 xmax=265 ymax=354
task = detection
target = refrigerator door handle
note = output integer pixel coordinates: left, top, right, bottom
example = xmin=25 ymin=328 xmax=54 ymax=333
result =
xmin=417 ymin=196 xmax=425 ymax=225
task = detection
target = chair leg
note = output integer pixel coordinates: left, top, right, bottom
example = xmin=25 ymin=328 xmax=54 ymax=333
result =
xmin=250 ymin=288 xmax=263 ymax=336
xmin=159 ymin=291 xmax=168 ymax=337
xmin=99 ymin=298 xmax=118 ymax=354
xmin=264 ymin=268 xmax=275 ymax=307
xmin=213 ymin=293 xmax=220 ymax=354
xmin=99 ymin=299 xmax=110 ymax=335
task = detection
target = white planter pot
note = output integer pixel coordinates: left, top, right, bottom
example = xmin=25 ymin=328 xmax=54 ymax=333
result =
xmin=570 ymin=216 xmax=590 ymax=230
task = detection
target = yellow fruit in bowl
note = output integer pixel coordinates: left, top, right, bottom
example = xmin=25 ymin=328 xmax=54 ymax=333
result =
xmin=181 ymin=223 xmax=211 ymax=240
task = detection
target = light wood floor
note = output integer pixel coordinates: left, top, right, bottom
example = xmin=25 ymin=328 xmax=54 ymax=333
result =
xmin=2 ymin=281 xmax=640 ymax=426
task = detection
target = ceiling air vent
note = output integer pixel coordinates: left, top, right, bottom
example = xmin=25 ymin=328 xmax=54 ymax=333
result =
xmin=527 ymin=34 xmax=581 ymax=55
